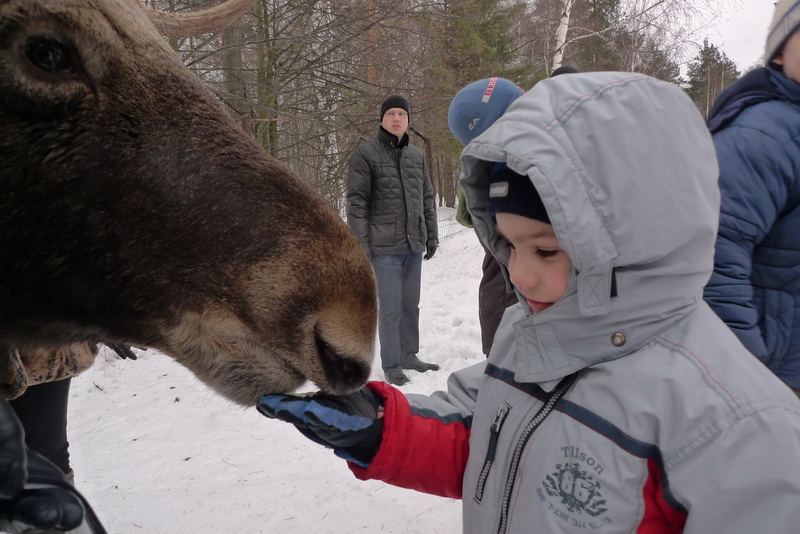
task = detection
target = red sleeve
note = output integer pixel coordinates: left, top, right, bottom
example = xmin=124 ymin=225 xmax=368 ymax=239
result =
xmin=348 ymin=381 xmax=470 ymax=499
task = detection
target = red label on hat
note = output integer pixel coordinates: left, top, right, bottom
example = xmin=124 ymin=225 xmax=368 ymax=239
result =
xmin=482 ymin=77 xmax=498 ymax=103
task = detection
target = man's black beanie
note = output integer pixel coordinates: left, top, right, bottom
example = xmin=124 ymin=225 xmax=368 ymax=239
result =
xmin=380 ymin=95 xmax=410 ymax=120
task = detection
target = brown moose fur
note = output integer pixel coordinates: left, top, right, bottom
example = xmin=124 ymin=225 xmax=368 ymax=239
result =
xmin=0 ymin=0 xmax=377 ymax=406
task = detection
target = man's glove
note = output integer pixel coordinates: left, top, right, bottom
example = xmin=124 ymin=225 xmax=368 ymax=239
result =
xmin=106 ymin=343 xmax=138 ymax=360
xmin=257 ymin=387 xmax=383 ymax=467
xmin=424 ymin=240 xmax=437 ymax=260
xmin=0 ymin=398 xmax=86 ymax=532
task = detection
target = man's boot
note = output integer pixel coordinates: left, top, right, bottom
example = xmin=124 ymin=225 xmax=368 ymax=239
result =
xmin=384 ymin=368 xmax=410 ymax=386
xmin=401 ymin=354 xmax=440 ymax=373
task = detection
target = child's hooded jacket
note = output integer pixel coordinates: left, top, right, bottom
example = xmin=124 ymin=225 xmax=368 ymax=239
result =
xmin=350 ymin=72 xmax=800 ymax=533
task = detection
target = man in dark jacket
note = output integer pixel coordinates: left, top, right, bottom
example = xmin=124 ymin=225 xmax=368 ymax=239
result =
xmin=704 ymin=0 xmax=800 ymax=395
xmin=346 ymin=95 xmax=439 ymax=386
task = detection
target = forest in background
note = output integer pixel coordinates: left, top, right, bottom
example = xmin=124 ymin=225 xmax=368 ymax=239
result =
xmin=146 ymin=0 xmax=745 ymax=212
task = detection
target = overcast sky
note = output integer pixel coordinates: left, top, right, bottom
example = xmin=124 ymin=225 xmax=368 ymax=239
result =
xmin=706 ymin=0 xmax=775 ymax=71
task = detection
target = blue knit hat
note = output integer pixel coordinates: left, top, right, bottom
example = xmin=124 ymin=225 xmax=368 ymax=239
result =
xmin=766 ymin=0 xmax=800 ymax=64
xmin=448 ymin=78 xmax=524 ymax=145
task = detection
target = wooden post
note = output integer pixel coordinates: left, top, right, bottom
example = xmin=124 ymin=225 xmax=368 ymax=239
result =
xmin=409 ymin=127 xmax=437 ymax=201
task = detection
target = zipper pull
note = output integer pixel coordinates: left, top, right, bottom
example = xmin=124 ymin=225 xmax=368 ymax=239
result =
xmin=491 ymin=403 xmax=511 ymax=435
xmin=475 ymin=402 xmax=512 ymax=503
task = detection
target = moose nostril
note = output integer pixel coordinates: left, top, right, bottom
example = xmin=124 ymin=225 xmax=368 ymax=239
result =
xmin=314 ymin=332 xmax=369 ymax=393
xmin=315 ymin=336 xmax=339 ymax=362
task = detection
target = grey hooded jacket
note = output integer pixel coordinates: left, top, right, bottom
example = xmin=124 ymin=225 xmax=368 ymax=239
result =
xmin=352 ymin=72 xmax=800 ymax=533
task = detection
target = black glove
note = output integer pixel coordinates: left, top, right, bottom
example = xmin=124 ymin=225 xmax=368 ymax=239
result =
xmin=424 ymin=240 xmax=437 ymax=260
xmin=0 ymin=450 xmax=87 ymax=533
xmin=106 ymin=343 xmax=138 ymax=360
xmin=0 ymin=398 xmax=26 ymax=501
xmin=0 ymin=398 xmax=91 ymax=533
xmin=257 ymin=387 xmax=384 ymax=467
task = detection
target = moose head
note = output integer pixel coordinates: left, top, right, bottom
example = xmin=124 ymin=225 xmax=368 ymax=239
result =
xmin=0 ymin=0 xmax=377 ymax=405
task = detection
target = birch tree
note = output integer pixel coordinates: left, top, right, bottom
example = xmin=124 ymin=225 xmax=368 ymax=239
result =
xmin=143 ymin=0 xmax=726 ymax=211
xmin=546 ymin=0 xmax=725 ymax=74
xmin=553 ymin=0 xmax=576 ymax=72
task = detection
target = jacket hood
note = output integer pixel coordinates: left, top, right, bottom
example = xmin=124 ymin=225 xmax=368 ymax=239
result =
xmin=707 ymin=67 xmax=784 ymax=133
xmin=460 ymin=72 xmax=719 ymax=382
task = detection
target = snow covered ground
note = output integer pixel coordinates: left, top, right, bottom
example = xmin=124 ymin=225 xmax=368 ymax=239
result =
xmin=68 ymin=214 xmax=487 ymax=533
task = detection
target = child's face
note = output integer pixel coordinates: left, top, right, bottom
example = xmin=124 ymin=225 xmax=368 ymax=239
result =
xmin=773 ymin=27 xmax=800 ymax=83
xmin=496 ymin=213 xmax=571 ymax=314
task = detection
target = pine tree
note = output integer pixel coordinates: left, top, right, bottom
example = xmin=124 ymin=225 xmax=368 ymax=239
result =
xmin=685 ymin=39 xmax=740 ymax=117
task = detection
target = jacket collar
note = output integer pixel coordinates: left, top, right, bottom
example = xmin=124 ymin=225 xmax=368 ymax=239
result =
xmin=378 ymin=126 xmax=409 ymax=148
xmin=707 ymin=67 xmax=785 ymax=133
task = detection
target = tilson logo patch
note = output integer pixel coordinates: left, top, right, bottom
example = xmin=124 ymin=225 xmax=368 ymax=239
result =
xmin=536 ymin=446 xmax=611 ymax=529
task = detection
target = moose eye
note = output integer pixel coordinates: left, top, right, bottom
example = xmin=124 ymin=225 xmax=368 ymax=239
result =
xmin=25 ymin=37 xmax=75 ymax=73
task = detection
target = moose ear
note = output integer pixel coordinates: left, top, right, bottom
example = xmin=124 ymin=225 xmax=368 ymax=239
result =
xmin=145 ymin=0 xmax=255 ymax=38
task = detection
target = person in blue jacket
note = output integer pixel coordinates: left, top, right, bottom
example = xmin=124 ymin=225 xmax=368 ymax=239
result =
xmin=704 ymin=0 xmax=800 ymax=395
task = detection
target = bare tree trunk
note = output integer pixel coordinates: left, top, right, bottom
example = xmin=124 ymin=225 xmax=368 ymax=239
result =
xmin=440 ymin=156 xmax=455 ymax=208
xmin=253 ymin=0 xmax=278 ymax=156
xmin=410 ymin=127 xmax=437 ymax=204
xmin=367 ymin=0 xmax=378 ymax=95
xmin=552 ymin=0 xmax=575 ymax=72
xmin=222 ymin=22 xmax=252 ymax=134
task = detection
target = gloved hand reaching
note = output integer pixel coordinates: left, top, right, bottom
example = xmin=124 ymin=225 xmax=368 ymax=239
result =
xmin=106 ymin=343 xmax=142 ymax=360
xmin=424 ymin=240 xmax=437 ymax=260
xmin=257 ymin=387 xmax=384 ymax=467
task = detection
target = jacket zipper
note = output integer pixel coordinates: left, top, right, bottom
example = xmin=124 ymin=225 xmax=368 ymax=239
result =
xmin=496 ymin=372 xmax=578 ymax=534
xmin=474 ymin=402 xmax=511 ymax=503
xmin=394 ymin=148 xmax=412 ymax=246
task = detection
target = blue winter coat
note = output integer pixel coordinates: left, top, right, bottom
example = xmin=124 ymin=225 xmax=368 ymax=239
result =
xmin=704 ymin=67 xmax=800 ymax=390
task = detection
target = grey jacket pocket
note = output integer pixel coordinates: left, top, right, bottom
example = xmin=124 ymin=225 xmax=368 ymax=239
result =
xmin=370 ymin=215 xmax=397 ymax=248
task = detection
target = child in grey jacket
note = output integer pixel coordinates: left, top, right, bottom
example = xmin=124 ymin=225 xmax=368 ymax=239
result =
xmin=260 ymin=72 xmax=800 ymax=533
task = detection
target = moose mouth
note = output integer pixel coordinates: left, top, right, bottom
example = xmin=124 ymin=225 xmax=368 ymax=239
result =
xmin=314 ymin=333 xmax=370 ymax=394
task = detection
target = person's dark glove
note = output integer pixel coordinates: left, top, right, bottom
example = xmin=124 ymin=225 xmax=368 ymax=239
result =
xmin=0 ymin=398 xmax=26 ymax=502
xmin=106 ymin=343 xmax=138 ymax=360
xmin=0 ymin=398 xmax=87 ymax=533
xmin=424 ymin=240 xmax=437 ymax=260
xmin=257 ymin=387 xmax=384 ymax=467
xmin=0 ymin=449 xmax=87 ymax=533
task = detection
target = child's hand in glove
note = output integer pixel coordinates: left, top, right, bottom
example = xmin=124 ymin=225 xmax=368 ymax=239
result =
xmin=257 ymin=387 xmax=384 ymax=467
